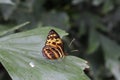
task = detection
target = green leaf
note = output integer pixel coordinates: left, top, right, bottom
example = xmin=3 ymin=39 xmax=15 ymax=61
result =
xmin=40 ymin=11 xmax=70 ymax=31
xmin=102 ymin=0 xmax=114 ymax=14
xmin=1 ymin=3 xmax=16 ymax=20
xmin=72 ymin=0 xmax=84 ymax=5
xmin=92 ymin=0 xmax=104 ymax=6
xmin=0 ymin=0 xmax=14 ymax=4
xmin=0 ymin=27 xmax=90 ymax=80
xmin=78 ymin=21 xmax=86 ymax=37
xmin=0 ymin=25 xmax=13 ymax=34
xmin=100 ymin=35 xmax=120 ymax=80
xmin=87 ymin=28 xmax=100 ymax=54
xmin=0 ymin=22 xmax=30 ymax=37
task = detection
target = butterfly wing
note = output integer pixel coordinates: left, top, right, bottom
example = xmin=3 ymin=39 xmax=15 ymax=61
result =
xmin=42 ymin=29 xmax=65 ymax=60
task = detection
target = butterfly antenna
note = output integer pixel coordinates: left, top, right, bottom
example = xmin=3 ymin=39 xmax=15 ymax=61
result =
xmin=69 ymin=38 xmax=75 ymax=48
xmin=71 ymin=50 xmax=79 ymax=52
xmin=69 ymin=38 xmax=79 ymax=53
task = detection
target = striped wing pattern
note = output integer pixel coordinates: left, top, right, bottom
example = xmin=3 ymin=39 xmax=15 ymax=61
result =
xmin=42 ymin=29 xmax=66 ymax=60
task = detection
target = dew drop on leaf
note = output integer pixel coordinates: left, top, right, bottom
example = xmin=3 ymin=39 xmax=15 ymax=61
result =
xmin=29 ymin=62 xmax=35 ymax=67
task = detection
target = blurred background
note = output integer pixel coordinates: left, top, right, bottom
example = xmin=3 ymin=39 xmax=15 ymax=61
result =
xmin=0 ymin=0 xmax=120 ymax=80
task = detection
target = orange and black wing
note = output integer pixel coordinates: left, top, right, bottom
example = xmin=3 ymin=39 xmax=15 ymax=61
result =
xmin=42 ymin=29 xmax=66 ymax=60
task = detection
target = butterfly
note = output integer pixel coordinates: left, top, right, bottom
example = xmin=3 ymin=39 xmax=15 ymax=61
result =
xmin=42 ymin=29 xmax=66 ymax=60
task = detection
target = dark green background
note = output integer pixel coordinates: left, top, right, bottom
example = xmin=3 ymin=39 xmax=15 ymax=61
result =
xmin=0 ymin=0 xmax=120 ymax=80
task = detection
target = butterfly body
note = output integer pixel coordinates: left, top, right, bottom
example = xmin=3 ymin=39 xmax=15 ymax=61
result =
xmin=42 ymin=29 xmax=66 ymax=60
